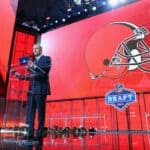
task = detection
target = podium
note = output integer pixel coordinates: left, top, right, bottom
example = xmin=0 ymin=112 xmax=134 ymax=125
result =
xmin=0 ymin=56 xmax=46 ymax=145
xmin=0 ymin=63 xmax=32 ymax=145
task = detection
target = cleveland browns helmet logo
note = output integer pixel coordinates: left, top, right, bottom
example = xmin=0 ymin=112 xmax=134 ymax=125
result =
xmin=85 ymin=21 xmax=150 ymax=79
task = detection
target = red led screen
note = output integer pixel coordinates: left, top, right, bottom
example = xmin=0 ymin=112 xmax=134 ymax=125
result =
xmin=7 ymin=31 xmax=35 ymax=101
xmin=0 ymin=0 xmax=18 ymax=96
xmin=41 ymin=0 xmax=150 ymax=100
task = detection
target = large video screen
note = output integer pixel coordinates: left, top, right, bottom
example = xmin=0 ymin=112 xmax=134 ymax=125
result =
xmin=0 ymin=0 xmax=18 ymax=96
xmin=41 ymin=0 xmax=150 ymax=100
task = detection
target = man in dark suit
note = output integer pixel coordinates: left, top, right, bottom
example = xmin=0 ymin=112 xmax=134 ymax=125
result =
xmin=15 ymin=43 xmax=51 ymax=140
xmin=27 ymin=43 xmax=51 ymax=140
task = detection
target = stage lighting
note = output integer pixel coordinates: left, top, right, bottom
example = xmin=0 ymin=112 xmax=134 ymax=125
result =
xmin=67 ymin=8 xmax=72 ymax=12
xmin=46 ymin=16 xmax=51 ymax=20
xmin=84 ymin=8 xmax=88 ymax=12
xmin=83 ymin=0 xmax=91 ymax=5
xmin=77 ymin=11 xmax=81 ymax=15
xmin=73 ymin=0 xmax=82 ymax=5
xmin=55 ymin=20 xmax=58 ymax=24
xmin=108 ymin=0 xmax=128 ymax=7
xmin=92 ymin=6 xmax=97 ymax=11
xmin=108 ymin=0 xmax=119 ymax=6
xmin=67 ymin=14 xmax=71 ymax=18
xmin=120 ymin=0 xmax=127 ymax=2
xmin=102 ymin=1 xmax=106 ymax=6
xmin=62 ymin=18 xmax=66 ymax=22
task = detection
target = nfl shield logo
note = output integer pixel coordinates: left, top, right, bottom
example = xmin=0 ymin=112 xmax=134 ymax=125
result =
xmin=105 ymin=84 xmax=136 ymax=110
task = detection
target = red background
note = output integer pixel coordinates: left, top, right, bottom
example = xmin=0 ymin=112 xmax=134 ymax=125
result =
xmin=1 ymin=0 xmax=150 ymax=149
xmin=41 ymin=0 xmax=150 ymax=100
xmin=0 ymin=0 xmax=18 ymax=96
xmin=0 ymin=0 xmax=17 ymax=77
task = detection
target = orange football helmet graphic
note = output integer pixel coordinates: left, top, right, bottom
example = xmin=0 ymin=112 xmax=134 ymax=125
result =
xmin=85 ymin=21 xmax=150 ymax=79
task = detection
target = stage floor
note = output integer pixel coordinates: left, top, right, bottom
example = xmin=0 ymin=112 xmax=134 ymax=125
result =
xmin=1 ymin=132 xmax=150 ymax=150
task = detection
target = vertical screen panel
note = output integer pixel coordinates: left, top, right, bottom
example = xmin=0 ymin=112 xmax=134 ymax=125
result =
xmin=117 ymin=111 xmax=128 ymax=130
xmin=40 ymin=0 xmax=150 ymax=149
xmin=128 ymin=104 xmax=142 ymax=130
xmin=41 ymin=0 xmax=150 ymax=100
xmin=7 ymin=31 xmax=35 ymax=101
xmin=0 ymin=0 xmax=18 ymax=97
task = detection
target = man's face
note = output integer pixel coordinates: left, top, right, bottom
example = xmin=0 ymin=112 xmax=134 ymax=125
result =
xmin=33 ymin=45 xmax=42 ymax=57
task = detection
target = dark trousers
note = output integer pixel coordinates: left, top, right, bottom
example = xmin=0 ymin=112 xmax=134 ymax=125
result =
xmin=26 ymin=94 xmax=46 ymax=137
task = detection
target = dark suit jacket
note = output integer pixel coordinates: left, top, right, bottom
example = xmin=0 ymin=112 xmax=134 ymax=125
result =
xmin=28 ymin=55 xmax=51 ymax=95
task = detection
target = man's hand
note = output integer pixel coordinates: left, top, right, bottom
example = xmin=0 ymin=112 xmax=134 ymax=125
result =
xmin=28 ymin=61 xmax=37 ymax=69
xmin=14 ymin=72 xmax=24 ymax=79
xmin=28 ymin=61 xmax=34 ymax=68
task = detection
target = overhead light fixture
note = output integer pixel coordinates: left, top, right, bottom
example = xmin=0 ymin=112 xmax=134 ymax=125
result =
xmin=62 ymin=18 xmax=66 ymax=22
xmin=120 ymin=0 xmax=127 ymax=2
xmin=73 ymin=0 xmax=82 ymax=5
xmin=46 ymin=16 xmax=51 ymax=20
xmin=92 ymin=6 xmax=97 ymax=11
xmin=108 ymin=0 xmax=119 ymax=6
xmin=55 ymin=20 xmax=58 ymax=24
xmin=83 ymin=0 xmax=91 ymax=5
xmin=108 ymin=0 xmax=128 ymax=7
xmin=50 ymin=23 xmax=53 ymax=26
xmin=43 ymin=24 xmax=47 ymax=28
xmin=67 ymin=14 xmax=71 ymax=18
xmin=67 ymin=8 xmax=72 ymax=12
xmin=84 ymin=8 xmax=88 ymax=12
xmin=102 ymin=1 xmax=106 ymax=6
xmin=77 ymin=11 xmax=81 ymax=15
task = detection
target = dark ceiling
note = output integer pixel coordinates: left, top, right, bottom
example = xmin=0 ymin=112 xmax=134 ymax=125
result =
xmin=16 ymin=0 xmax=139 ymax=34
